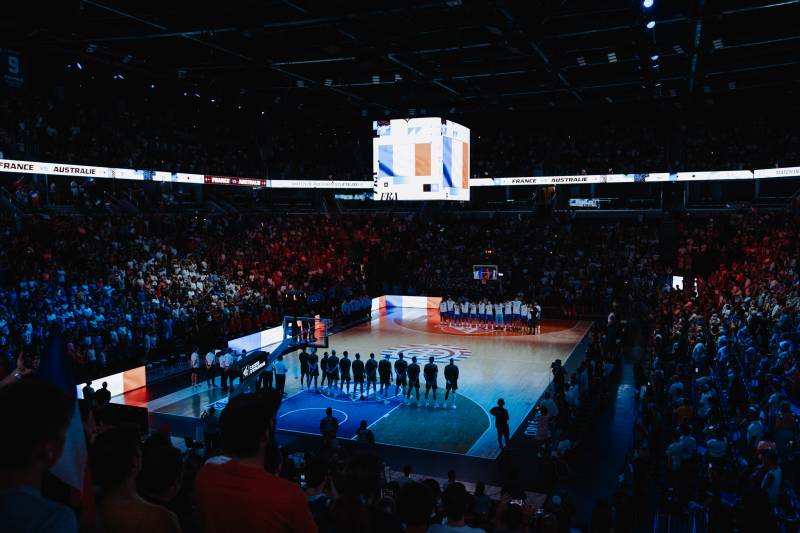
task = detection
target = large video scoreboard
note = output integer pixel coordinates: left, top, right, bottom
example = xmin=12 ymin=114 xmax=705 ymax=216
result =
xmin=372 ymin=117 xmax=470 ymax=201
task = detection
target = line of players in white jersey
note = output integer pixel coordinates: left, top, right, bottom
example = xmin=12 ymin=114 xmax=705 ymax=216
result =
xmin=299 ymin=349 xmax=460 ymax=409
xmin=438 ymin=296 xmax=542 ymax=333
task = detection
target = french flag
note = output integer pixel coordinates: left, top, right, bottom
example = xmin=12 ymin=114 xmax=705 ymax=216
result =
xmin=37 ymin=329 xmax=94 ymax=526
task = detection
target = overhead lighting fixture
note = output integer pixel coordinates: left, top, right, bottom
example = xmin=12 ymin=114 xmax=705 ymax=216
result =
xmin=112 ymin=73 xmax=124 ymax=80
xmin=324 ymin=79 xmax=333 ymax=87
xmin=372 ymin=75 xmax=380 ymax=84
xmin=193 ymin=92 xmax=200 ymax=98
xmin=655 ymin=82 xmax=662 ymax=86
xmin=646 ymin=20 xmax=656 ymax=29
xmin=651 ymin=54 xmax=659 ymax=61
xmin=76 ymin=62 xmax=83 ymax=71
xmin=605 ymin=96 xmax=613 ymax=103
xmin=643 ymin=0 xmax=654 ymax=7
xmin=210 ymin=98 xmax=215 ymax=103
xmin=577 ymin=56 xmax=587 ymax=67
xmin=607 ymin=52 xmax=618 ymax=63
xmin=713 ymin=39 xmax=723 ymax=50
xmin=149 ymin=83 xmax=155 ymax=89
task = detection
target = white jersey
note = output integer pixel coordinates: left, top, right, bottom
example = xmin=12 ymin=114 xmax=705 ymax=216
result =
xmin=513 ymin=300 xmax=522 ymax=314
xmin=469 ymin=303 xmax=477 ymax=314
xmin=478 ymin=302 xmax=486 ymax=315
xmin=535 ymin=304 xmax=542 ymax=319
xmin=504 ymin=302 xmax=512 ymax=315
xmin=494 ymin=303 xmax=503 ymax=315
xmin=454 ymin=304 xmax=461 ymax=315
xmin=460 ymin=302 xmax=469 ymax=313
xmin=485 ymin=303 xmax=493 ymax=315
xmin=439 ymin=301 xmax=447 ymax=312
xmin=520 ymin=304 xmax=528 ymax=317
xmin=447 ymin=299 xmax=455 ymax=311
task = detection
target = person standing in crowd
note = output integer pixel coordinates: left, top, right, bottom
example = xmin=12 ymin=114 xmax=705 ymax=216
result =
xmin=201 ymin=406 xmax=221 ymax=454
xmin=444 ymin=358 xmax=459 ymax=410
xmin=298 ymin=350 xmax=309 ymax=390
xmin=352 ymin=353 xmax=365 ymax=399
xmin=195 ymin=393 xmax=317 ymax=532
xmin=274 ymin=355 xmax=288 ymax=398
xmin=396 ymin=482 xmax=434 ymax=533
xmin=338 ymin=351 xmax=352 ymax=396
xmin=92 ymin=426 xmax=182 ymax=532
xmin=260 ymin=354 xmax=275 ymax=391
xmin=0 ymin=381 xmax=78 ymax=533
xmin=406 ymin=356 xmax=421 ymax=406
xmin=490 ymin=398 xmax=510 ymax=449
xmin=190 ymin=347 xmax=201 ymax=387
xmin=429 ymin=483 xmax=485 ymax=533
xmin=82 ymin=380 xmax=95 ymax=404
xmin=423 ymin=356 xmax=439 ymax=408
xmin=378 ymin=353 xmax=392 ymax=401
xmin=205 ymin=348 xmax=217 ymax=388
xmin=319 ymin=407 xmax=339 ymax=449
xmin=306 ymin=349 xmax=319 ymax=392
xmin=365 ymin=353 xmax=378 ymax=398
xmin=95 ymin=381 xmax=111 ymax=407
xmin=394 ymin=352 xmax=408 ymax=398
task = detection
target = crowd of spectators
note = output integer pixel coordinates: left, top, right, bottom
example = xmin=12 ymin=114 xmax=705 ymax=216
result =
xmin=0 ymin=212 xmax=378 ymax=381
xmin=628 ymin=211 xmax=800 ymax=530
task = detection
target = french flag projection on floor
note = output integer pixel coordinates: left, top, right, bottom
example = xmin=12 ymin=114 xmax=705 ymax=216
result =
xmin=37 ymin=329 xmax=94 ymax=528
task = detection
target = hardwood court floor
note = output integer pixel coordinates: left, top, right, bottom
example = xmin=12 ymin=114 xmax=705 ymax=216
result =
xmin=311 ymin=308 xmax=591 ymax=458
xmin=118 ymin=308 xmax=590 ymax=459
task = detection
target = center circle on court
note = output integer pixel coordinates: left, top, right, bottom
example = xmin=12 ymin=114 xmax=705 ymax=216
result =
xmin=380 ymin=343 xmax=472 ymax=363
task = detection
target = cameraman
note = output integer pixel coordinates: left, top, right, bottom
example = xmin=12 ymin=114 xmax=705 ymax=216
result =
xmin=551 ymin=359 xmax=565 ymax=396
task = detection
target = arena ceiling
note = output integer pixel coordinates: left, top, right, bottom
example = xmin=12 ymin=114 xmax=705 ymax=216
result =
xmin=8 ymin=0 xmax=800 ymax=115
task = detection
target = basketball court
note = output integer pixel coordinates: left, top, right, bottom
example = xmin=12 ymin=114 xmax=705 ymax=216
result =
xmin=114 ymin=307 xmax=591 ymax=460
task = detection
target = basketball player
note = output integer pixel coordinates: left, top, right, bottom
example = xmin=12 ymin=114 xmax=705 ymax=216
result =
xmin=423 ymin=356 xmax=439 ymax=408
xmin=519 ymin=301 xmax=528 ymax=334
xmin=439 ymin=299 xmax=447 ymax=324
xmin=478 ymin=300 xmax=486 ymax=329
xmin=378 ymin=353 xmax=392 ymax=401
xmin=444 ymin=358 xmax=459 ymax=409
xmin=485 ymin=298 xmax=493 ymax=329
xmin=504 ymin=300 xmax=513 ymax=331
xmin=326 ymin=350 xmax=339 ymax=395
xmin=394 ymin=352 xmax=408 ymax=397
xmin=494 ymin=300 xmax=504 ymax=330
xmin=453 ymin=299 xmax=461 ymax=326
xmin=299 ymin=350 xmax=309 ymax=389
xmin=512 ymin=296 xmax=522 ymax=331
xmin=339 ymin=351 xmax=351 ymax=396
xmin=459 ymin=300 xmax=469 ymax=327
xmin=534 ymin=301 xmax=542 ymax=334
xmin=306 ymin=349 xmax=319 ymax=391
xmin=469 ymin=300 xmax=478 ymax=327
xmin=406 ymin=356 xmax=421 ymax=405
xmin=365 ymin=353 xmax=378 ymax=397
xmin=352 ymin=353 xmax=365 ymax=398
xmin=446 ymin=297 xmax=456 ymax=325
xmin=319 ymin=351 xmax=329 ymax=389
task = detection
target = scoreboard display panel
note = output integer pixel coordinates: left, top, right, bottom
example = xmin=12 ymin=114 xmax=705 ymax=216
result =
xmin=373 ymin=117 xmax=470 ymax=201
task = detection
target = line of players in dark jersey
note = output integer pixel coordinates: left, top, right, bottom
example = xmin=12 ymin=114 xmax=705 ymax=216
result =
xmin=297 ymin=349 xmax=459 ymax=409
xmin=438 ymin=296 xmax=542 ymax=333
